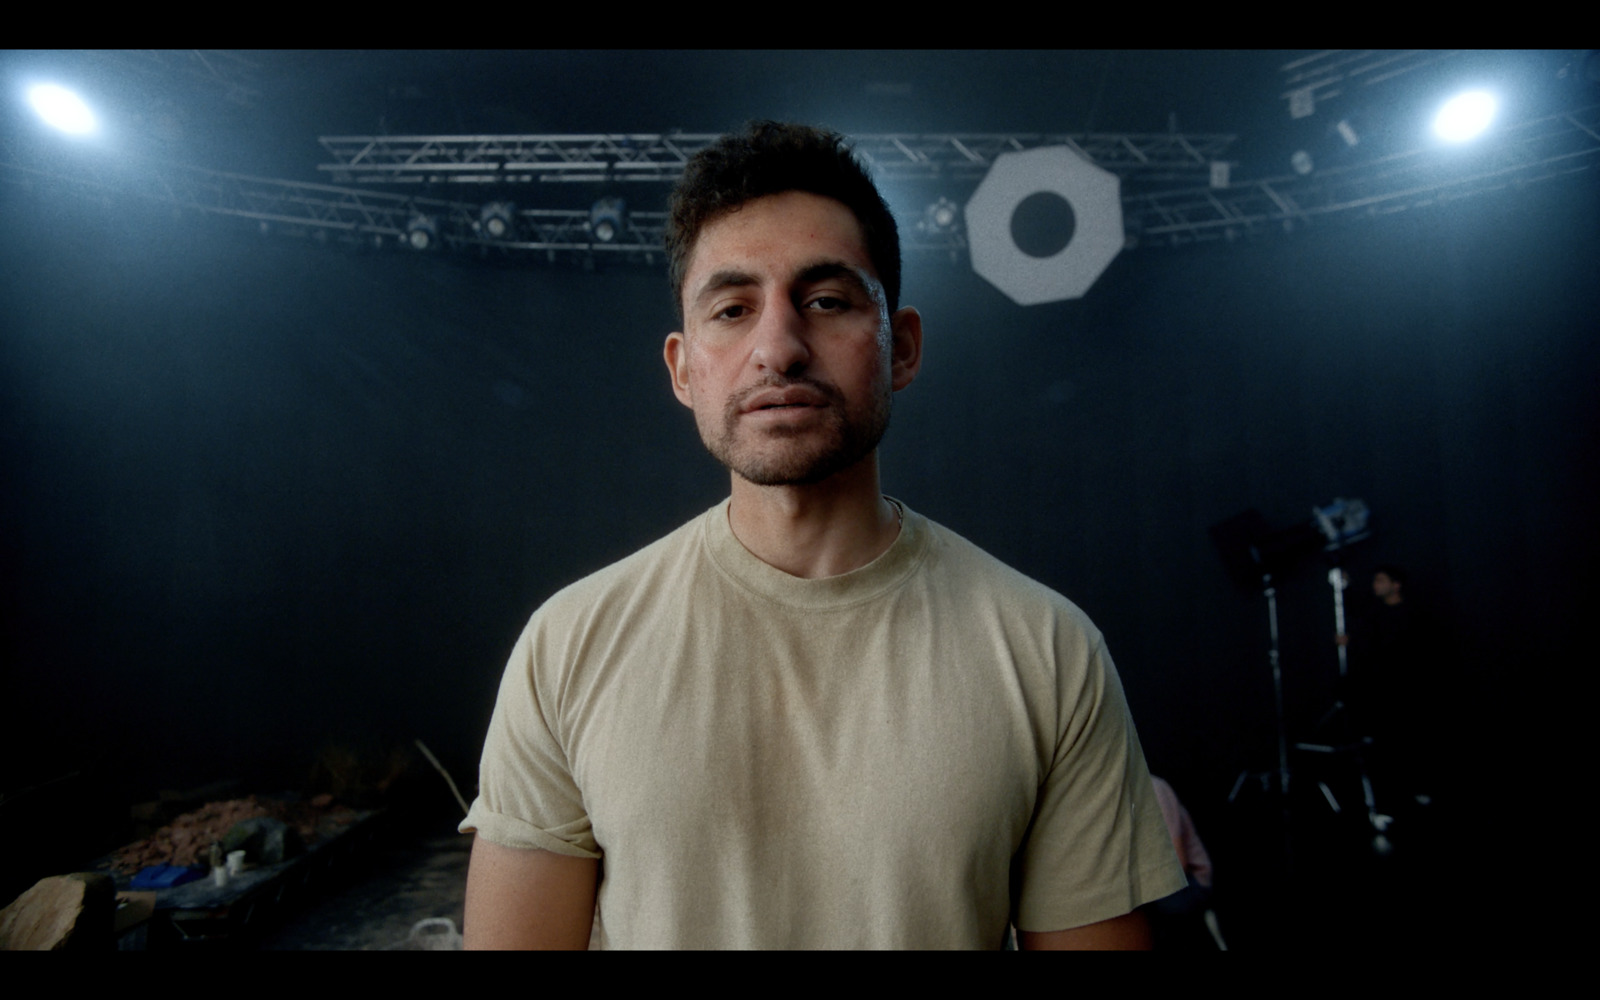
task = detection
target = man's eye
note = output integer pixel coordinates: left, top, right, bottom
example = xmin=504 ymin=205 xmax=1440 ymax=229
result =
xmin=713 ymin=304 xmax=749 ymax=320
xmin=807 ymin=296 xmax=849 ymax=311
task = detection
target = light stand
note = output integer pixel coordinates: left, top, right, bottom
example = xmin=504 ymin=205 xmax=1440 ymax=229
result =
xmin=1308 ymin=566 xmax=1352 ymax=732
xmin=1210 ymin=511 xmax=1310 ymax=821
xmin=1211 ymin=508 xmax=1328 ymax=872
xmin=1294 ymin=498 xmax=1391 ymax=839
xmin=1228 ymin=568 xmax=1292 ymax=801
xmin=1226 ymin=562 xmax=1298 ymax=870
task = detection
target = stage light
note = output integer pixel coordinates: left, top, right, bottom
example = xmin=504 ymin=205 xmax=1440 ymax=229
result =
xmin=478 ymin=202 xmax=516 ymax=240
xmin=589 ymin=197 xmax=626 ymax=243
xmin=1433 ymin=90 xmax=1497 ymax=143
xmin=405 ymin=213 xmax=438 ymax=251
xmin=1312 ymin=497 xmax=1372 ymax=550
xmin=27 ymin=83 xmax=96 ymax=135
xmin=919 ymin=197 xmax=961 ymax=236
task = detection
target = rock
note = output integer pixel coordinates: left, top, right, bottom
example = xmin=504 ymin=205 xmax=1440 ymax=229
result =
xmin=0 ymin=873 xmax=116 ymax=951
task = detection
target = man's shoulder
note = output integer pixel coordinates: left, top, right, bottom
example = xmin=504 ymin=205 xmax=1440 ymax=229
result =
xmin=527 ymin=505 xmax=715 ymax=625
xmin=915 ymin=511 xmax=1103 ymax=641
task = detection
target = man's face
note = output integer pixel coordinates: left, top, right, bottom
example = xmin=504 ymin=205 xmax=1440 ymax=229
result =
xmin=664 ymin=191 xmax=919 ymax=487
xmin=1373 ymin=572 xmax=1397 ymax=599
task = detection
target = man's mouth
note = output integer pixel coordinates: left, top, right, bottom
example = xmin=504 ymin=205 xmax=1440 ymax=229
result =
xmin=739 ymin=385 xmax=830 ymax=414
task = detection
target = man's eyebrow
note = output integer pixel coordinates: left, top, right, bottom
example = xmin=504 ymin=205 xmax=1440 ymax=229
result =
xmin=795 ymin=261 xmax=875 ymax=296
xmin=693 ymin=269 xmax=758 ymax=306
xmin=690 ymin=260 xmax=880 ymax=309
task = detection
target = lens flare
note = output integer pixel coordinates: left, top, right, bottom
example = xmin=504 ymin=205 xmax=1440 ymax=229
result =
xmin=27 ymin=83 xmax=97 ymax=135
xmin=1433 ymin=91 xmax=1497 ymax=143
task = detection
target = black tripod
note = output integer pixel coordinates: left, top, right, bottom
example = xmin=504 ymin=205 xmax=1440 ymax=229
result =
xmin=1296 ymin=503 xmax=1390 ymax=840
xmin=1212 ymin=507 xmax=1336 ymax=869
xmin=1229 ymin=568 xmax=1292 ymax=805
xmin=1224 ymin=567 xmax=1311 ymax=891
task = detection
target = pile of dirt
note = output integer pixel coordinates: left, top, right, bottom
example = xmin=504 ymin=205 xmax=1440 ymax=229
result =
xmin=109 ymin=794 xmax=357 ymax=875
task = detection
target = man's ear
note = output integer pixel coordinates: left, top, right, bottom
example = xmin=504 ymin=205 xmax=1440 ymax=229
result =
xmin=889 ymin=306 xmax=923 ymax=391
xmin=664 ymin=331 xmax=694 ymax=408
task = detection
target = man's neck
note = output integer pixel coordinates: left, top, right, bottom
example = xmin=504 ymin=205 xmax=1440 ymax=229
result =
xmin=725 ymin=457 xmax=902 ymax=579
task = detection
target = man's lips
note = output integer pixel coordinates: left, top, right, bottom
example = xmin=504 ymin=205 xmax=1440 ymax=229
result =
xmin=738 ymin=385 xmax=829 ymax=414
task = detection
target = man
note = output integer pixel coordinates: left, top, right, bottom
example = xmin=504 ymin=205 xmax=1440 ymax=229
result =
xmin=460 ymin=121 xmax=1184 ymax=949
xmin=1352 ymin=565 xmax=1434 ymax=804
xmin=1371 ymin=565 xmax=1403 ymax=607
xmin=1339 ymin=567 xmax=1413 ymax=720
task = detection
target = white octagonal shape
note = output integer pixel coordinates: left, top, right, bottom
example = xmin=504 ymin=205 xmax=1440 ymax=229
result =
xmin=965 ymin=145 xmax=1124 ymax=305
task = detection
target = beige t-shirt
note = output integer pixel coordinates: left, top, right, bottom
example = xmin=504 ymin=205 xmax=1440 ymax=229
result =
xmin=463 ymin=500 xmax=1183 ymax=948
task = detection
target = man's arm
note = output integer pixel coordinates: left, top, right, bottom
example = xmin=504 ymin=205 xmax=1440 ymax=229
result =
xmin=1019 ymin=910 xmax=1153 ymax=950
xmin=462 ymin=834 xmax=599 ymax=949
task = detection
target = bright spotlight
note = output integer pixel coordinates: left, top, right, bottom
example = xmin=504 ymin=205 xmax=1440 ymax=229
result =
xmin=919 ymin=197 xmax=961 ymax=236
xmin=27 ymin=83 xmax=97 ymax=135
xmin=1433 ymin=91 xmax=1497 ymax=143
xmin=405 ymin=213 xmax=438 ymax=251
xmin=478 ymin=202 xmax=516 ymax=240
xmin=589 ymin=197 xmax=626 ymax=243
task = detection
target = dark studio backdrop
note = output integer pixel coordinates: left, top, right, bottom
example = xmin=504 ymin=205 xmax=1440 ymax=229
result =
xmin=2 ymin=51 xmax=1593 ymax=939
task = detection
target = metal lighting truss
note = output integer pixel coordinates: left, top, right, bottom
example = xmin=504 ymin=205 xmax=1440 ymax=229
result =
xmin=1125 ymin=103 xmax=1600 ymax=248
xmin=1279 ymin=50 xmax=1466 ymax=113
xmin=0 ymin=140 xmax=667 ymax=256
xmin=316 ymin=131 xmax=1239 ymax=186
xmin=77 ymin=49 xmax=264 ymax=107
xmin=4 ymin=108 xmax=1595 ymax=261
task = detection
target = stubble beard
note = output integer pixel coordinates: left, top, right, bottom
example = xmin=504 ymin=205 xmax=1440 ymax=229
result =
xmin=700 ymin=375 xmax=891 ymax=487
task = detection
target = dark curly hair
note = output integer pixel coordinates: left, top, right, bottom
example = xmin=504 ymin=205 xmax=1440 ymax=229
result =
xmin=666 ymin=120 xmax=901 ymax=321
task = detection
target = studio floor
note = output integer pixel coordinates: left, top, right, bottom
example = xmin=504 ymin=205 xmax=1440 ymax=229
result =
xmin=256 ymin=814 xmax=470 ymax=951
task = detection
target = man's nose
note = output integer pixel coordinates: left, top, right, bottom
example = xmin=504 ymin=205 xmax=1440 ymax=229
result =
xmin=749 ymin=297 xmax=811 ymax=374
